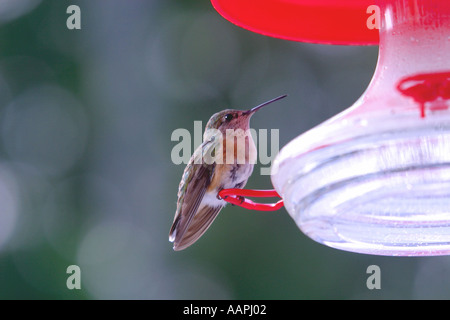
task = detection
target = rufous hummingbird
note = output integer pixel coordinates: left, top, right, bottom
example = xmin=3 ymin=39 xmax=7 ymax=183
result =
xmin=169 ymin=95 xmax=287 ymax=251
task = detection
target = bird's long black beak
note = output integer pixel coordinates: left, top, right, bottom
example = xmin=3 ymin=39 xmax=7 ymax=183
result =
xmin=243 ymin=94 xmax=288 ymax=116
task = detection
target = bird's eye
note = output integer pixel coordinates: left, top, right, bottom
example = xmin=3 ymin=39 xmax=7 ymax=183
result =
xmin=224 ymin=113 xmax=233 ymax=122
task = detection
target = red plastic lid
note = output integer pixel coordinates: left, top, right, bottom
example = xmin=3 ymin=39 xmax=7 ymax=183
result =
xmin=211 ymin=0 xmax=379 ymax=45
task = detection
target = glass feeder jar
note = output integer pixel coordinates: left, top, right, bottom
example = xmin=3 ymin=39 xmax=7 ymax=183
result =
xmin=271 ymin=0 xmax=450 ymax=256
xmin=213 ymin=0 xmax=450 ymax=256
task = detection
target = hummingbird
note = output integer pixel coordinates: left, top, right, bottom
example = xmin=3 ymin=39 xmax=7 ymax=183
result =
xmin=169 ymin=95 xmax=287 ymax=251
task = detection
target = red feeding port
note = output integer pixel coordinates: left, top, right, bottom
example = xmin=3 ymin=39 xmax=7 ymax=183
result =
xmin=397 ymin=71 xmax=450 ymax=118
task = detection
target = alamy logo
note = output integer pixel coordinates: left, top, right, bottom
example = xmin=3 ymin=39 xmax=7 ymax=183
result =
xmin=366 ymin=265 xmax=381 ymax=290
xmin=66 ymin=5 xmax=81 ymax=30
xmin=366 ymin=5 xmax=381 ymax=30
xmin=66 ymin=265 xmax=81 ymax=290
xmin=171 ymin=121 xmax=279 ymax=175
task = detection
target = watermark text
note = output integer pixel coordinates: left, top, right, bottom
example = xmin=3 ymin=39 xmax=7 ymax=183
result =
xmin=171 ymin=121 xmax=279 ymax=175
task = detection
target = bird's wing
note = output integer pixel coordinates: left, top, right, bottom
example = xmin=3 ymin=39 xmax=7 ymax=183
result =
xmin=172 ymin=205 xmax=222 ymax=251
xmin=169 ymin=134 xmax=221 ymax=249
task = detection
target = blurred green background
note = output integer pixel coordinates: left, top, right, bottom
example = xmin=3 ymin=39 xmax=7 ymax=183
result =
xmin=0 ymin=0 xmax=449 ymax=300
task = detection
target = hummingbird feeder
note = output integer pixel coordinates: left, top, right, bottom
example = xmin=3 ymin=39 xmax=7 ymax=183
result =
xmin=212 ymin=0 xmax=450 ymax=256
